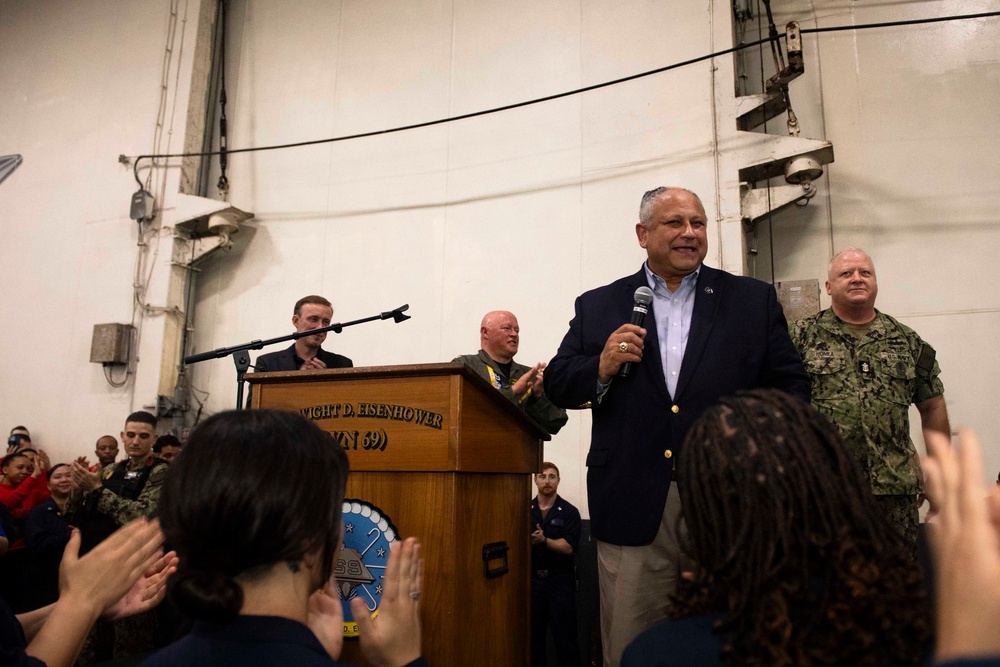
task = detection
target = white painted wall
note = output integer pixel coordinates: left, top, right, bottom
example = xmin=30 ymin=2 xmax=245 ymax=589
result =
xmin=1 ymin=0 xmax=997 ymax=515
xmin=0 ymin=0 xmax=206 ymax=455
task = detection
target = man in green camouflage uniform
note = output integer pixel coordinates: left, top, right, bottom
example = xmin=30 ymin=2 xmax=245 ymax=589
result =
xmin=790 ymin=248 xmax=950 ymax=545
xmin=68 ymin=410 xmax=168 ymax=663
xmin=70 ymin=410 xmax=167 ymax=541
xmin=454 ymin=310 xmax=568 ymax=435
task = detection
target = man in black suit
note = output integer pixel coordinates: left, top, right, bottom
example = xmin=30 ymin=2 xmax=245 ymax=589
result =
xmin=254 ymin=295 xmax=353 ymax=372
xmin=544 ymin=187 xmax=809 ymax=666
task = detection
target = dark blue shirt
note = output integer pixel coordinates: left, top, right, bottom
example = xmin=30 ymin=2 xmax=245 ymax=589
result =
xmin=143 ymin=615 xmax=427 ymax=667
xmin=531 ymin=494 xmax=581 ymax=575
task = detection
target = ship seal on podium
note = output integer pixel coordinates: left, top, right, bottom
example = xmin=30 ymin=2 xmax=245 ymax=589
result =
xmin=336 ymin=499 xmax=400 ymax=637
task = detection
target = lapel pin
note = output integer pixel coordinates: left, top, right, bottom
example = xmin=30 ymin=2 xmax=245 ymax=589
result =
xmin=704 ymin=287 xmax=714 ymax=294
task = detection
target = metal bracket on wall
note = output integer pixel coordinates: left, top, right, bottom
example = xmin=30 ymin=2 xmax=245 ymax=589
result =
xmin=739 ymin=147 xmax=833 ymax=226
xmin=766 ymin=22 xmax=803 ymax=93
xmin=733 ymin=20 xmax=834 ymax=228
xmin=171 ymin=205 xmax=254 ymax=266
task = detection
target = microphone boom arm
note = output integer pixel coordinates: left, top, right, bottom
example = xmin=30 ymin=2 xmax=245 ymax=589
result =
xmin=182 ymin=304 xmax=412 ymax=409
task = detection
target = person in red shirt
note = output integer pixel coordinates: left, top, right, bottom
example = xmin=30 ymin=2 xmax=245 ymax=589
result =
xmin=0 ymin=450 xmax=51 ymax=519
xmin=0 ymin=449 xmax=52 ymax=612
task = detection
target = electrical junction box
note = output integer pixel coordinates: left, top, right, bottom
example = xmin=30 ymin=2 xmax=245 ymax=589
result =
xmin=90 ymin=323 xmax=134 ymax=365
xmin=130 ymin=189 xmax=154 ymax=221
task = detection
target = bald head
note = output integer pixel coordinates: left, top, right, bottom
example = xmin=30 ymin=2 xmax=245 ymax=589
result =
xmin=480 ymin=311 xmax=520 ymax=363
xmin=828 ymin=247 xmax=874 ymax=277
xmin=826 ymin=247 xmax=878 ymax=322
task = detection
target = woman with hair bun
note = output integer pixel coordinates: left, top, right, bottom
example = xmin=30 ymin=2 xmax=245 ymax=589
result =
xmin=143 ymin=409 xmax=425 ymax=667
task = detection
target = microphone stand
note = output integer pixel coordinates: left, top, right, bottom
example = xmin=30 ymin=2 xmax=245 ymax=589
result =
xmin=183 ymin=304 xmax=411 ymax=410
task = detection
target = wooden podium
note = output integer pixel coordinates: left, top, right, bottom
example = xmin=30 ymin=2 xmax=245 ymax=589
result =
xmin=248 ymin=362 xmax=548 ymax=666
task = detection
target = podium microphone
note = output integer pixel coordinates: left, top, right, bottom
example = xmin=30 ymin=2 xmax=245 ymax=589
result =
xmin=619 ymin=286 xmax=654 ymax=379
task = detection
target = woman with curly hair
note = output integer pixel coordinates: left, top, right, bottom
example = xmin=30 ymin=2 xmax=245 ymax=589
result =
xmin=623 ymin=389 xmax=932 ymax=667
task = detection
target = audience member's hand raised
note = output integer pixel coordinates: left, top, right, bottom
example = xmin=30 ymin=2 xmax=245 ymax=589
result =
xmin=352 ymin=536 xmax=423 ymax=667
xmin=923 ymin=429 xmax=1000 ymax=662
xmin=35 ymin=449 xmax=50 ymax=473
xmin=59 ymin=518 xmax=166 ymax=615
xmin=104 ymin=549 xmax=179 ymax=620
xmin=26 ymin=518 xmax=168 ymax=667
xmin=70 ymin=460 xmax=102 ymax=492
xmin=307 ymin=578 xmax=345 ymax=661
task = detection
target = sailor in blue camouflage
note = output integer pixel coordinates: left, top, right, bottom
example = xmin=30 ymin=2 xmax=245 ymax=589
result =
xmin=790 ymin=248 xmax=950 ymax=544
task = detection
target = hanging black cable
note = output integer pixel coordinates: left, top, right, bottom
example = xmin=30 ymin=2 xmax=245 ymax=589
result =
xmin=129 ymin=9 xmax=1000 ymax=187
xmin=761 ymin=0 xmax=785 ymax=76
xmin=216 ymin=0 xmax=229 ymax=197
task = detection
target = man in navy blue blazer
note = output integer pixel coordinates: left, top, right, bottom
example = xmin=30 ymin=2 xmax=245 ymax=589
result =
xmin=544 ymin=187 xmax=810 ymax=667
xmin=254 ymin=295 xmax=353 ymax=373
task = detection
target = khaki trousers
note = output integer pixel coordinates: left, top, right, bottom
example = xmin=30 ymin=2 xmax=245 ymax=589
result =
xmin=596 ymin=482 xmax=684 ymax=667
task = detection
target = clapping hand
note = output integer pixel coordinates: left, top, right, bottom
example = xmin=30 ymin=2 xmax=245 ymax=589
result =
xmin=923 ymin=429 xmax=1000 ymax=661
xmin=352 ymin=537 xmax=423 ymax=667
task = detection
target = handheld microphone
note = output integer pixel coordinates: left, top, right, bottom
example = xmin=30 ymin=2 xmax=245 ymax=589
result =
xmin=619 ymin=286 xmax=654 ymax=379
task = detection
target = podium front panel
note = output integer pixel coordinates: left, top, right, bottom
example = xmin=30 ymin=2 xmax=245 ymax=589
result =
xmin=338 ymin=471 xmax=531 ymax=666
xmin=250 ymin=365 xmax=542 ymax=473
xmin=254 ymin=373 xmax=453 ymax=471
xmin=248 ymin=363 xmax=540 ymax=665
